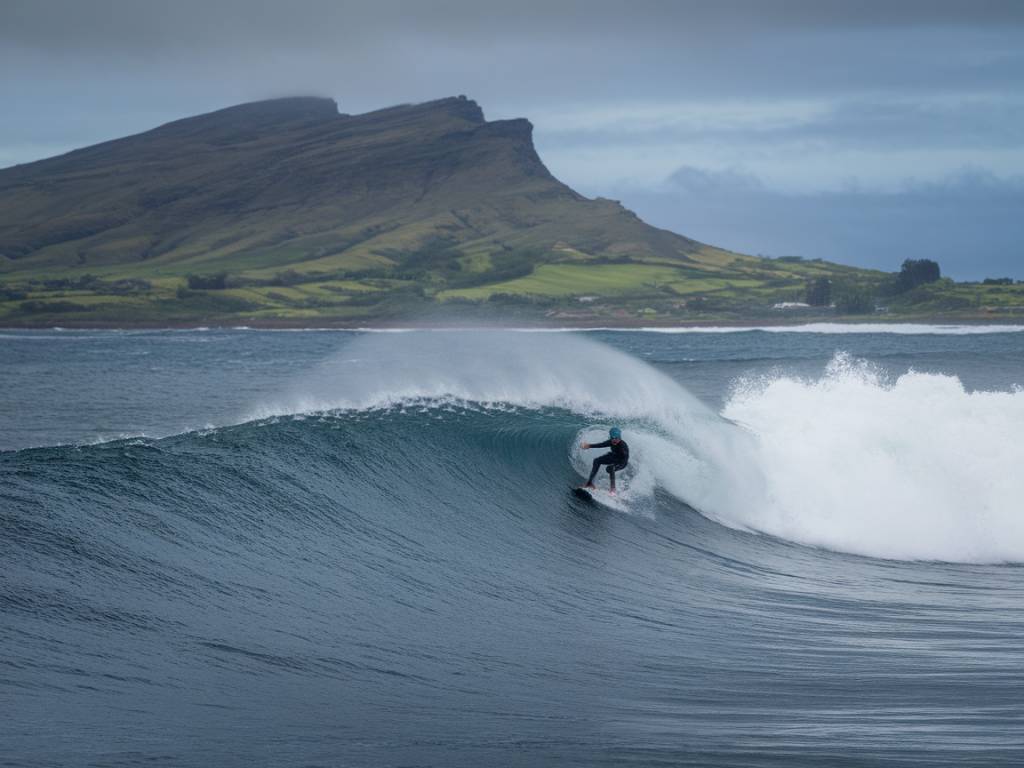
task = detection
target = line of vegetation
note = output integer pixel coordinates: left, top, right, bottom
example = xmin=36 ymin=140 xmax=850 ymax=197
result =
xmin=3 ymin=245 xmax=1023 ymax=325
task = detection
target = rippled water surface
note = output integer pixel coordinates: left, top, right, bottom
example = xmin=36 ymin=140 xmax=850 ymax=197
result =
xmin=3 ymin=326 xmax=1024 ymax=766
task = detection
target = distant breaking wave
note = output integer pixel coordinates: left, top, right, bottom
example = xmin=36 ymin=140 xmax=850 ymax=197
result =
xmin=621 ymin=323 xmax=1024 ymax=335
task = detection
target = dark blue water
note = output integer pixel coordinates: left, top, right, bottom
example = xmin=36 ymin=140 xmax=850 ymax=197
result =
xmin=3 ymin=327 xmax=1024 ymax=766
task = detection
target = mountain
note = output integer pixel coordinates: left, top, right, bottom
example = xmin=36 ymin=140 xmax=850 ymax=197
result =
xmin=1 ymin=96 xmax=1016 ymax=325
xmin=0 ymin=96 xmax=706 ymax=270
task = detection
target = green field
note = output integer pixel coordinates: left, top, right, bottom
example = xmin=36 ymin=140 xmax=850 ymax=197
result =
xmin=438 ymin=263 xmax=687 ymax=300
xmin=4 ymin=243 xmax=1021 ymax=326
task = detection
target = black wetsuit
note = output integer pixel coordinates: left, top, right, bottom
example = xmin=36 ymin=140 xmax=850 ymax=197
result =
xmin=586 ymin=439 xmax=630 ymax=489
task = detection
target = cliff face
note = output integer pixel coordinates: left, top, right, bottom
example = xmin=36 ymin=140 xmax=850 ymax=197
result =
xmin=0 ymin=95 xmax=699 ymax=277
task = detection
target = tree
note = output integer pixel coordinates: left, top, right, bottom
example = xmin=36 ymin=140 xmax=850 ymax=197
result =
xmin=804 ymin=277 xmax=832 ymax=306
xmin=896 ymin=259 xmax=941 ymax=293
xmin=186 ymin=272 xmax=228 ymax=290
xmin=835 ymin=286 xmax=875 ymax=315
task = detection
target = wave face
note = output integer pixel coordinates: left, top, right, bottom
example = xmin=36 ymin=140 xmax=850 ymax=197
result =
xmin=4 ymin=329 xmax=1024 ymax=766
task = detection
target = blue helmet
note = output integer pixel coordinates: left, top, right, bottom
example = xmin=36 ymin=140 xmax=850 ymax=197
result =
xmin=609 ymin=427 xmax=622 ymax=439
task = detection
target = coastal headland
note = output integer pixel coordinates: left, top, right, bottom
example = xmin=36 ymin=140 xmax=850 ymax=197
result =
xmin=2 ymin=96 xmax=1021 ymax=328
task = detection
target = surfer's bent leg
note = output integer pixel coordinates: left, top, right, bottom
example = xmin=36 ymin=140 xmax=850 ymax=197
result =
xmin=587 ymin=453 xmax=615 ymax=485
xmin=606 ymin=461 xmax=627 ymax=491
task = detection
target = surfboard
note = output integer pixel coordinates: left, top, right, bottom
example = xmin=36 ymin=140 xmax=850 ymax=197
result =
xmin=573 ymin=486 xmax=628 ymax=511
xmin=572 ymin=487 xmax=595 ymax=501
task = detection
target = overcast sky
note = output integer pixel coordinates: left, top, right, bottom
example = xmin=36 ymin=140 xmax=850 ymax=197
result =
xmin=3 ymin=0 xmax=1023 ymax=278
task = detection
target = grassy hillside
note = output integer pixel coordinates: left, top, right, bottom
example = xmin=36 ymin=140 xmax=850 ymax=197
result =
xmin=1 ymin=96 xmax=1020 ymax=326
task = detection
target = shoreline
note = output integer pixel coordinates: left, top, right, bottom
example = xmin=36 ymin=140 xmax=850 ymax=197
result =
xmin=4 ymin=318 xmax=1024 ymax=333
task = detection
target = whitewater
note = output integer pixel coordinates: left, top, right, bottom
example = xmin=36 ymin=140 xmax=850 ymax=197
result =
xmin=4 ymin=327 xmax=1024 ymax=766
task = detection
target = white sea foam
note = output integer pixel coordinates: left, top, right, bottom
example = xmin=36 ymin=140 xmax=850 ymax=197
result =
xmin=719 ymin=354 xmax=1024 ymax=562
xmin=258 ymin=331 xmax=1024 ymax=563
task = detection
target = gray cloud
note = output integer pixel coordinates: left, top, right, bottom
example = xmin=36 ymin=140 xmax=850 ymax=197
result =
xmin=611 ymin=166 xmax=1024 ymax=279
xmin=3 ymin=2 xmax=1021 ymax=126
xmin=537 ymin=96 xmax=1024 ymax=152
xmin=5 ymin=1 xmax=1024 ymax=52
xmin=4 ymin=1 xmax=1023 ymax=109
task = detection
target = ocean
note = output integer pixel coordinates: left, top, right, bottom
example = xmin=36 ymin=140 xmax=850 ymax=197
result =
xmin=3 ymin=326 xmax=1024 ymax=766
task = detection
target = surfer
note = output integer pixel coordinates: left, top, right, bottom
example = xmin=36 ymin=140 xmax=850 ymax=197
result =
xmin=581 ymin=427 xmax=629 ymax=494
